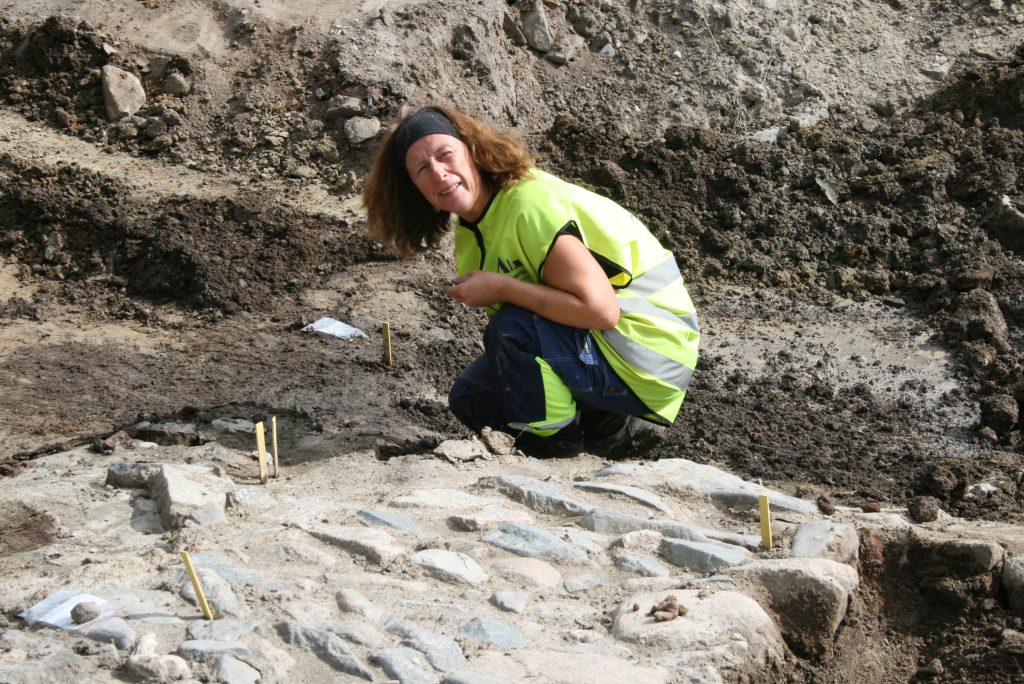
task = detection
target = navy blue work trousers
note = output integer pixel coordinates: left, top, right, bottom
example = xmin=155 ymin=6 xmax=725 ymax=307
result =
xmin=448 ymin=304 xmax=649 ymax=435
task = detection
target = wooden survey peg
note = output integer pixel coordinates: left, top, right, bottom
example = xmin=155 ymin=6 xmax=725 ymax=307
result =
xmin=271 ymin=416 xmax=280 ymax=478
xmin=758 ymin=494 xmax=773 ymax=550
xmin=382 ymin=321 xmax=393 ymax=367
xmin=255 ymin=421 xmax=268 ymax=484
xmin=180 ymin=550 xmax=214 ymax=620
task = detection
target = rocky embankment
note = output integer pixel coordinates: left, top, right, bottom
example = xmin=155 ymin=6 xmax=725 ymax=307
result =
xmin=2 ymin=420 xmax=1021 ymax=683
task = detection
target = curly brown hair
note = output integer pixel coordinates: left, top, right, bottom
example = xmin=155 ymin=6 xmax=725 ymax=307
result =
xmin=362 ymin=105 xmax=534 ymax=257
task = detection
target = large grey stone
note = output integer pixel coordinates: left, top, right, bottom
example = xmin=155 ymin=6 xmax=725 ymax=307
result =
xmin=490 ymin=590 xmax=529 ymax=614
xmin=357 ymin=508 xmax=424 ymax=535
xmin=186 ymin=619 xmax=258 ymax=642
xmin=101 ymin=65 xmax=145 ymax=121
xmin=0 ymin=630 xmax=80 ymax=682
xmin=614 ymin=554 xmax=670 ymax=577
xmin=177 ymin=640 xmax=250 ymax=661
xmin=790 ymin=520 xmax=859 ymax=565
xmin=598 ymin=459 xmax=818 ymax=513
xmin=214 ymin=654 xmax=260 ymax=684
xmin=457 ymin=617 xmax=525 ymax=649
xmin=81 ymin=616 xmax=136 ymax=650
xmin=151 ymin=464 xmax=233 ymax=529
xmin=179 ymin=567 xmax=247 ymax=618
xmin=482 ymin=523 xmax=589 ymax=563
xmin=612 ymin=590 xmax=784 ymax=681
xmin=304 ymin=523 xmax=405 ymax=564
xmin=581 ymin=508 xmax=760 ymax=550
xmin=329 ymin=621 xmax=385 ymax=648
xmin=385 ymin=615 xmax=465 ymax=672
xmin=573 ymin=481 xmax=674 ymax=515
xmin=726 ymin=558 xmax=859 ymax=656
xmin=1002 ymin=556 xmax=1024 ymax=612
xmin=522 ymin=5 xmax=553 ymax=52
xmin=369 ymin=647 xmax=436 ymax=684
xmin=481 ymin=475 xmax=591 ymax=516
xmin=276 ymin=622 xmax=373 ymax=680
xmin=908 ymin=535 xmax=1006 ymax=577
xmin=410 ymin=549 xmax=488 ymax=586
xmin=659 ymin=538 xmax=753 ymax=572
xmin=391 ymin=489 xmax=501 ymax=510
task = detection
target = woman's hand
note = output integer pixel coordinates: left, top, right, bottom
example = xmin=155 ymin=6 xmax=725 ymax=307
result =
xmin=447 ymin=270 xmax=508 ymax=308
xmin=447 ymin=235 xmax=620 ymax=331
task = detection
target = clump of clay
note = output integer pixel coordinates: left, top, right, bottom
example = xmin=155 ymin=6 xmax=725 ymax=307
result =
xmin=648 ymin=594 xmax=687 ymax=622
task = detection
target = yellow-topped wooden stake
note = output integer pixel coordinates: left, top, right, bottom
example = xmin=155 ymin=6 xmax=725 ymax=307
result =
xmin=271 ymin=416 xmax=280 ymax=478
xmin=758 ymin=494 xmax=773 ymax=550
xmin=180 ymin=550 xmax=214 ymax=620
xmin=255 ymin=421 xmax=268 ymax=484
xmin=382 ymin=322 xmax=393 ymax=367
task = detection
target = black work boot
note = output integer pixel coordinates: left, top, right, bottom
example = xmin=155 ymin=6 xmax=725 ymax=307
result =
xmin=580 ymin=411 xmax=631 ymax=458
xmin=582 ymin=412 xmax=663 ymax=459
xmin=514 ymin=423 xmax=583 ymax=458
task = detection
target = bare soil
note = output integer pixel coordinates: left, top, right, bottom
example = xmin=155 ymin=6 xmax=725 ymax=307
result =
xmin=1 ymin=1 xmax=1022 ymax=681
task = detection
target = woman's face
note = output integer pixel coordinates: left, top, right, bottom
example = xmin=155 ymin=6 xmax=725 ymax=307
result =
xmin=404 ymin=134 xmax=489 ymax=222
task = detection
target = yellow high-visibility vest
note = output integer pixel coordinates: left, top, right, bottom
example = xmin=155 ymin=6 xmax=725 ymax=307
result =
xmin=455 ymin=169 xmax=700 ymax=426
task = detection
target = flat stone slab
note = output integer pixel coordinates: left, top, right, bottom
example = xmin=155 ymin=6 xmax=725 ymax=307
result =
xmin=177 ymin=640 xmax=250 ymax=661
xmin=457 ymin=617 xmax=525 ymax=649
xmin=357 ymin=508 xmax=424 ymax=536
xmin=614 ymin=554 xmax=670 ymax=577
xmin=276 ymin=622 xmax=373 ymax=680
xmin=369 ymin=647 xmax=435 ymax=684
xmin=385 ymin=615 xmax=465 ymax=672
xmin=390 ymin=489 xmax=502 ymax=509
xmin=489 ymin=557 xmax=562 ymax=588
xmin=612 ymin=589 xmax=784 ymax=681
xmin=659 ymin=537 xmax=753 ymax=572
xmin=303 ymin=524 xmax=405 ymax=564
xmin=481 ymin=475 xmax=591 ymax=516
xmin=482 ymin=523 xmax=589 ymax=563
xmin=573 ymin=481 xmax=674 ymax=515
xmin=596 ymin=459 xmax=818 ymax=513
xmin=581 ymin=508 xmax=761 ymax=550
xmin=448 ymin=506 xmax=534 ymax=531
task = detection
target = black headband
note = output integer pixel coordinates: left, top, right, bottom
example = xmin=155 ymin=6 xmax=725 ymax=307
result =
xmin=392 ymin=108 xmax=462 ymax=165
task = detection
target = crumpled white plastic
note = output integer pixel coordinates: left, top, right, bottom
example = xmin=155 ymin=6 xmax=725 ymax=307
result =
xmin=300 ymin=317 xmax=368 ymax=340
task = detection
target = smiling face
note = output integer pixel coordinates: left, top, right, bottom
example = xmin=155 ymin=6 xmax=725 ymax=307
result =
xmin=404 ymin=134 xmax=490 ymax=222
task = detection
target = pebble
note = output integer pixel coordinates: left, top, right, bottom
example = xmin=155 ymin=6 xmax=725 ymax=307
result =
xmin=71 ymin=601 xmax=101 ymax=624
xmin=410 ymin=549 xmax=489 ymax=586
xmin=490 ymin=590 xmax=529 ymax=613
